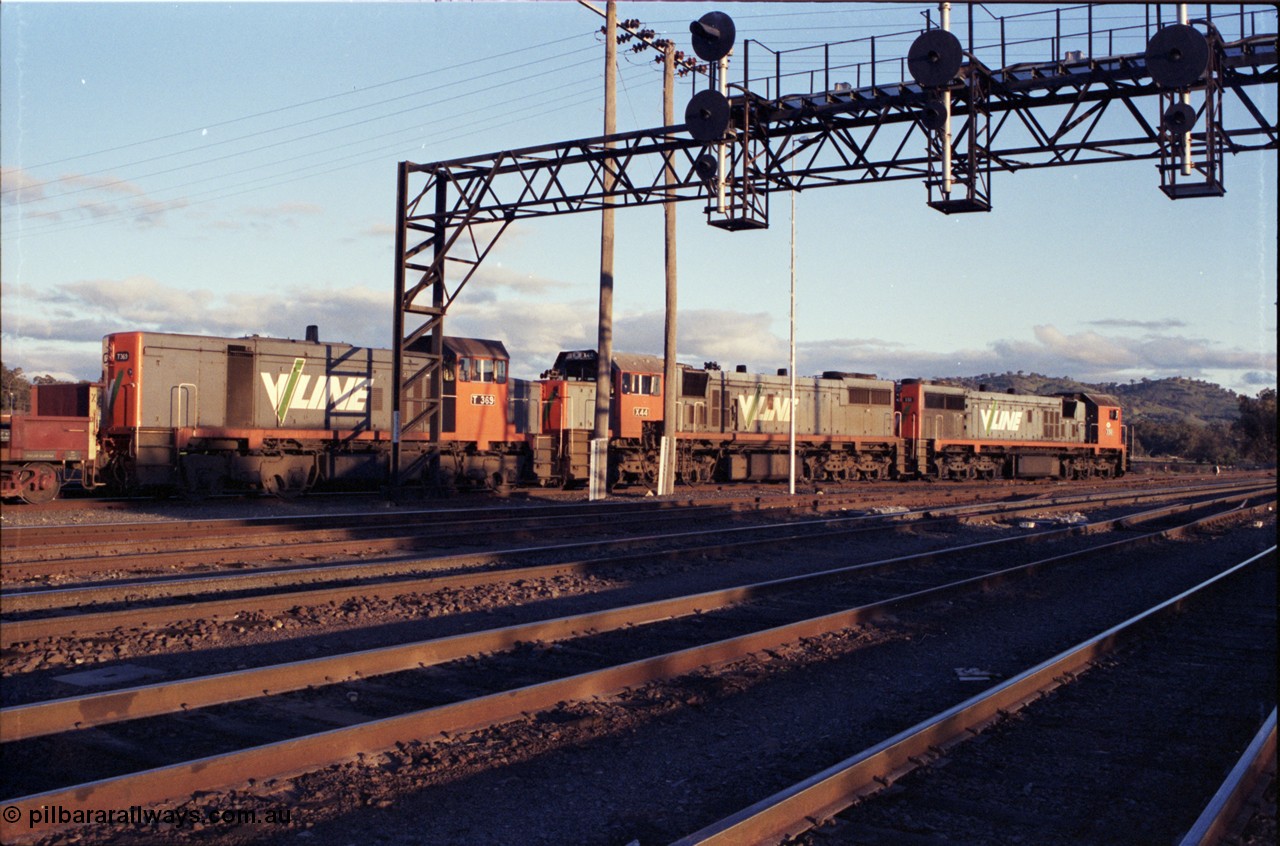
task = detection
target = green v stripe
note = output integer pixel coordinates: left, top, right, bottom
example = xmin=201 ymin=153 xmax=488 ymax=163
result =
xmin=276 ymin=358 xmax=306 ymax=424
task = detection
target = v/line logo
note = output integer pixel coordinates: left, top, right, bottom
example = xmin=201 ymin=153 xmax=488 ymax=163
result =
xmin=261 ymin=358 xmax=373 ymax=424
xmin=738 ymin=385 xmax=794 ymax=427
xmin=979 ymin=404 xmax=1024 ymax=434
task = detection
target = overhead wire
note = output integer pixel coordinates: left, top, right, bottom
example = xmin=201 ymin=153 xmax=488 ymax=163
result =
xmin=4 ymin=39 xmax=604 ymax=201
xmin=2 ymin=39 xmax=648 ymax=236
xmin=7 ymin=53 xmax=608 ymax=215
xmin=6 ymin=60 xmax=663 ymax=240
xmin=19 ymin=31 xmax=593 ymax=172
xmin=5 ymin=3 xmax=1207 ymax=240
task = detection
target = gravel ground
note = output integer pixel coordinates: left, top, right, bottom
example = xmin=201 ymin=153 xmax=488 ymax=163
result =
xmin=10 ymin=513 xmax=1272 ymax=846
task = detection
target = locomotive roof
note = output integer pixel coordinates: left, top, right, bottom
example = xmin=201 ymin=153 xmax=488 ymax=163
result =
xmin=443 ymin=337 xmax=509 ymax=360
xmin=551 ymin=350 xmax=664 ymax=373
xmin=1057 ymin=391 xmax=1123 ymax=407
xmin=612 ymin=352 xmax=664 ymax=373
xmin=402 ymin=335 xmax=508 ymax=359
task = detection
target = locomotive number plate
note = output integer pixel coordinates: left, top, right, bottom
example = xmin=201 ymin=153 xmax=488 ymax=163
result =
xmin=633 ymin=407 xmax=650 ymax=417
xmin=470 ymin=395 xmax=497 ymax=406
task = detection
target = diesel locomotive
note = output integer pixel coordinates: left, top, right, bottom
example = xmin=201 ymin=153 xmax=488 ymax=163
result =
xmin=97 ymin=329 xmax=536 ymax=497
xmin=2 ymin=328 xmax=1127 ymax=501
xmin=537 ymin=349 xmax=1127 ymax=489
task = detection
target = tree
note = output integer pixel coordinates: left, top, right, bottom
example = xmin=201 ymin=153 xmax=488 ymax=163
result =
xmin=1133 ymin=419 xmax=1197 ymax=457
xmin=1 ymin=361 xmax=32 ymax=414
xmin=1232 ymin=388 xmax=1277 ymax=464
xmin=1187 ymin=422 xmax=1240 ymax=466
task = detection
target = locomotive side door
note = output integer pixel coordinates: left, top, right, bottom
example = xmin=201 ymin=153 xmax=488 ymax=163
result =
xmin=226 ymin=345 xmax=254 ymax=428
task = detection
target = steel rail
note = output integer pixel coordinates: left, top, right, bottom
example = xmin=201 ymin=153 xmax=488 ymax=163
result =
xmin=0 ymin=503 xmax=944 ymax=613
xmin=4 ymin=492 xmax=879 ymax=555
xmin=3 ymin=477 xmax=1259 ymax=558
xmin=0 ymin=500 xmax=607 ymax=549
xmin=0 ymin=488 xmax=996 ymax=574
xmin=1177 ymin=708 xmax=1278 ymax=846
xmin=5 ymin=481 xmax=1264 ymax=601
xmin=5 ymin=484 xmax=1269 ymax=614
xmin=5 ymin=525 xmax=1271 ymax=843
xmin=0 ymin=503 xmax=738 ymax=570
xmin=1 ymin=492 xmax=1270 ymax=648
xmin=9 ymin=500 xmax=1257 ymax=743
xmin=669 ymin=546 xmax=1278 ymax=846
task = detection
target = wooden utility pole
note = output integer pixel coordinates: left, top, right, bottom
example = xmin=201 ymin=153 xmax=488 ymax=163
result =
xmin=575 ymin=1 xmax=696 ymax=497
xmin=590 ymin=0 xmax=617 ymax=501
xmin=658 ymin=48 xmax=678 ymax=496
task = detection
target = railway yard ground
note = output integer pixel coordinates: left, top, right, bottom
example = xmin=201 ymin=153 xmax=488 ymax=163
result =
xmin=0 ymin=470 xmax=1275 ymax=846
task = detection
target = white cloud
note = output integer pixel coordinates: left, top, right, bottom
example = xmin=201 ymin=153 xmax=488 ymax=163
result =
xmin=0 ymin=167 xmax=48 ymax=205
xmin=2 ymin=168 xmax=185 ymax=229
xmin=1 ymin=275 xmax=1274 ymax=394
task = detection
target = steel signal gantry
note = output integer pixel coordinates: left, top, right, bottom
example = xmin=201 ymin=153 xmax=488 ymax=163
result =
xmin=390 ymin=6 xmax=1277 ymax=480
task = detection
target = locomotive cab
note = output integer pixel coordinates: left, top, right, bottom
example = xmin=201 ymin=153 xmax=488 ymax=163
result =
xmin=1057 ymin=391 xmax=1127 ymax=476
xmin=441 ymin=338 xmax=512 ymax=450
xmin=534 ymin=349 xmax=664 ymax=487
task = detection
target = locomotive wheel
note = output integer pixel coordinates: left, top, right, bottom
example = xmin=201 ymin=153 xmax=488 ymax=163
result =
xmin=638 ymin=451 xmax=660 ymax=489
xmin=263 ymin=474 xmax=298 ymax=499
xmin=263 ymin=466 xmax=312 ymax=499
xmin=680 ymin=460 xmax=711 ymax=486
xmin=18 ymin=463 xmax=60 ymax=504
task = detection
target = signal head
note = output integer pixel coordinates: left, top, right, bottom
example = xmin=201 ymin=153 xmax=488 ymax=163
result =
xmin=1163 ymin=102 xmax=1198 ymax=134
xmin=685 ymin=89 xmax=730 ymax=142
xmin=919 ymin=101 xmax=948 ymax=132
xmin=1145 ymin=24 xmax=1209 ymax=89
xmin=690 ymin=11 xmax=736 ymax=62
xmin=693 ymin=154 xmax=718 ymax=183
xmin=907 ymin=29 xmax=963 ymax=88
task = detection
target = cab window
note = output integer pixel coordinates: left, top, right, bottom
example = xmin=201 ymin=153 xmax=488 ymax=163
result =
xmin=495 ymin=360 xmax=508 ymax=385
xmin=458 ymin=357 xmax=472 ymax=382
xmin=481 ymin=358 xmax=494 ymax=383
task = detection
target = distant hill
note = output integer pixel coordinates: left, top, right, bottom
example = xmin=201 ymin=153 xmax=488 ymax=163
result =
xmin=939 ymin=372 xmax=1241 ymax=426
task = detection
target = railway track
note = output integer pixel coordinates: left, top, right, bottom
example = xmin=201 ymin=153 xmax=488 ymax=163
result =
xmin=685 ymin=546 xmax=1277 ymax=846
xmin=2 ymin=479 xmax=1265 ymax=585
xmin=0 ymin=489 xmax=1273 ymax=844
xmin=2 ymin=485 xmax=1270 ymax=651
xmin=2 ymin=476 xmax=1261 ymax=562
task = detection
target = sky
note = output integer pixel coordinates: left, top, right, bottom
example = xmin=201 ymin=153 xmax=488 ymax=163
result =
xmin=2 ymin=1 xmax=1276 ymax=398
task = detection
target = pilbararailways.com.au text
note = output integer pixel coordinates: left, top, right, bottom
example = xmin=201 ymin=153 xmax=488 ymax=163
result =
xmin=12 ymin=803 xmax=293 ymax=829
